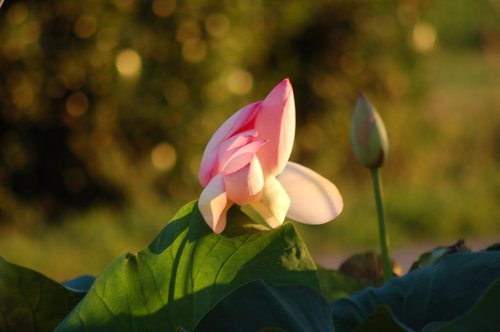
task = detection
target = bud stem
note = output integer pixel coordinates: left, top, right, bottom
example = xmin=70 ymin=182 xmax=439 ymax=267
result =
xmin=370 ymin=168 xmax=392 ymax=280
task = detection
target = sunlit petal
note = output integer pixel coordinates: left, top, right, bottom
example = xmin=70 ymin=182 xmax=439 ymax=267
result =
xmin=224 ymin=156 xmax=264 ymax=205
xmin=255 ymin=79 xmax=295 ymax=176
xmin=198 ymin=174 xmax=232 ymax=233
xmin=199 ymin=102 xmax=261 ymax=186
xmin=277 ymin=162 xmax=343 ymax=224
xmin=221 ymin=139 xmax=267 ymax=174
xmin=217 ymin=130 xmax=257 ymax=172
xmin=250 ymin=176 xmax=290 ymax=228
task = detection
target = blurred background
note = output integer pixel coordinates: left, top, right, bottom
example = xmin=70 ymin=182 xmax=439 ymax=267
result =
xmin=1 ymin=0 xmax=499 ymax=279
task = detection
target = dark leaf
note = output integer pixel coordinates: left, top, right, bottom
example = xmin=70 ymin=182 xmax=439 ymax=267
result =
xmin=331 ymin=251 xmax=500 ymax=332
xmin=195 ymin=280 xmax=334 ymax=332
xmin=317 ymin=267 xmax=382 ymax=301
xmin=0 ymin=257 xmax=85 ymax=332
xmin=422 ymin=277 xmax=500 ymax=332
xmin=354 ymin=305 xmax=410 ymax=332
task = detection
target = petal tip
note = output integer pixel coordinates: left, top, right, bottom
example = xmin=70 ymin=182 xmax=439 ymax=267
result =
xmin=330 ymin=192 xmax=344 ymax=220
xmin=269 ymin=78 xmax=293 ymax=100
xmin=281 ymin=77 xmax=291 ymax=86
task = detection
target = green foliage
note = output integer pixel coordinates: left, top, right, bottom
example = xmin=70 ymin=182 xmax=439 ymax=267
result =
xmin=56 ymin=201 xmax=318 ymax=331
xmin=351 ymin=279 xmax=500 ymax=332
xmin=0 ymin=257 xmax=85 ymax=332
xmin=352 ymin=305 xmax=408 ymax=332
xmin=195 ymin=280 xmax=334 ymax=332
xmin=317 ymin=267 xmax=381 ymax=301
xmin=1 ymin=201 xmax=499 ymax=331
xmin=423 ymin=278 xmax=500 ymax=332
xmin=330 ymin=251 xmax=500 ymax=332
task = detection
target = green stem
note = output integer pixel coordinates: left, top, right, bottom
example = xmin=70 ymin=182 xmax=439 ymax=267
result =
xmin=370 ymin=168 xmax=392 ymax=280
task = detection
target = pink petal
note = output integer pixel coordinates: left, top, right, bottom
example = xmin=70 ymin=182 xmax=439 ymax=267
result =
xmin=199 ymin=102 xmax=261 ymax=187
xmin=276 ymin=162 xmax=343 ymax=224
xmin=249 ymin=175 xmax=291 ymax=228
xmin=221 ymin=139 xmax=267 ymax=174
xmin=223 ymin=156 xmax=264 ymax=205
xmin=217 ymin=130 xmax=257 ymax=171
xmin=255 ymin=79 xmax=295 ymax=176
xmin=198 ymin=174 xmax=232 ymax=233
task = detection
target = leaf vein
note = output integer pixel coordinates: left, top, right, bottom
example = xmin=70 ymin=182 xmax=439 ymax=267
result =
xmin=212 ymin=233 xmax=258 ymax=286
xmin=95 ymin=288 xmax=128 ymax=330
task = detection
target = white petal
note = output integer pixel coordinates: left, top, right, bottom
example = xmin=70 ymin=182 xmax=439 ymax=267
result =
xmin=198 ymin=174 xmax=232 ymax=233
xmin=276 ymin=162 xmax=343 ymax=224
xmin=223 ymin=156 xmax=264 ymax=205
xmin=250 ymin=176 xmax=291 ymax=228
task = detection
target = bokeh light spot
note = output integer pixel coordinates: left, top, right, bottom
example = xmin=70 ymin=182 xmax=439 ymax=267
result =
xmin=115 ymin=49 xmax=142 ymax=77
xmin=177 ymin=21 xmax=201 ymax=43
xmin=20 ymin=21 xmax=40 ymax=44
xmin=205 ymin=13 xmax=231 ymax=38
xmin=152 ymin=0 xmax=176 ymax=17
xmin=112 ymin=0 xmax=136 ymax=10
xmin=226 ymin=69 xmax=253 ymax=95
xmin=412 ymin=22 xmax=437 ymax=53
xmin=151 ymin=143 xmax=177 ymax=171
xmin=74 ymin=16 xmax=97 ymax=39
xmin=12 ymin=81 xmax=35 ymax=109
xmin=7 ymin=2 xmax=29 ymax=25
xmin=182 ymin=39 xmax=207 ymax=63
xmin=66 ymin=92 xmax=89 ymax=117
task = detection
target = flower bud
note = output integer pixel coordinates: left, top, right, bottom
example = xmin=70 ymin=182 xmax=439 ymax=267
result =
xmin=350 ymin=94 xmax=389 ymax=169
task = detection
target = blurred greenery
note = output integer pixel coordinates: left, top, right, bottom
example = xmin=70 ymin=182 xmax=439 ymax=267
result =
xmin=0 ymin=0 xmax=499 ymax=279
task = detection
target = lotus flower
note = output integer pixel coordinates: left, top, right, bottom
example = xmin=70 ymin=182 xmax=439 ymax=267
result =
xmin=198 ymin=79 xmax=343 ymax=233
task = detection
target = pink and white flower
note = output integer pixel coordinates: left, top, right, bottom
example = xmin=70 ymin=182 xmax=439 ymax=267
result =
xmin=198 ymin=79 xmax=343 ymax=233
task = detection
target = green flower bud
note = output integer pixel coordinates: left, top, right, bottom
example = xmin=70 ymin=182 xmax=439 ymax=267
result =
xmin=350 ymin=94 xmax=389 ymax=169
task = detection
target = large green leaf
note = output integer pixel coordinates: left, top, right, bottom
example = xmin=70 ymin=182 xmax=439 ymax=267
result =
xmin=352 ymin=305 xmax=409 ymax=332
xmin=317 ymin=268 xmax=381 ymax=301
xmin=0 ymin=257 xmax=85 ymax=332
xmin=57 ymin=201 xmax=318 ymax=331
xmin=195 ymin=280 xmax=334 ymax=331
xmin=422 ymin=277 xmax=500 ymax=332
xmin=330 ymin=251 xmax=500 ymax=332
